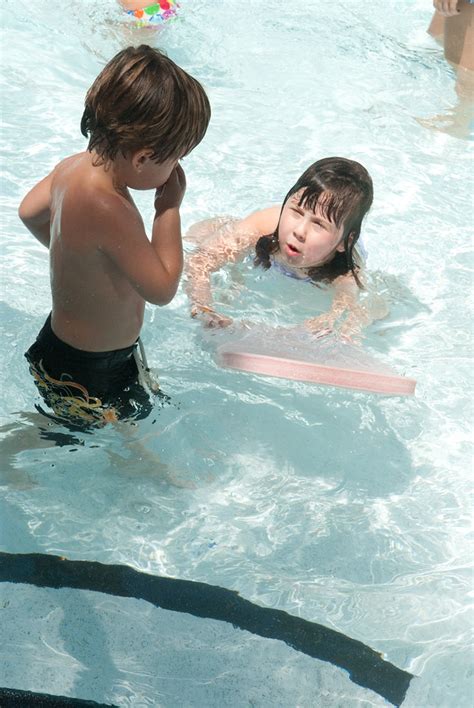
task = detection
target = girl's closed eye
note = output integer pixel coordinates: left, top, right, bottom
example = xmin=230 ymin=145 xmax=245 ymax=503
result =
xmin=311 ymin=216 xmax=331 ymax=231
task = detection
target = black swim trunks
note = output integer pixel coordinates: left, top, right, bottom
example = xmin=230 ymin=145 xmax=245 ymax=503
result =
xmin=25 ymin=314 xmax=160 ymax=428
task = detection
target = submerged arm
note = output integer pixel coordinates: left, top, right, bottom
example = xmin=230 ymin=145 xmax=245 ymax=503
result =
xmin=304 ymin=273 xmax=389 ymax=343
xmin=185 ymin=206 xmax=279 ymax=327
xmin=304 ymin=276 xmax=360 ymax=336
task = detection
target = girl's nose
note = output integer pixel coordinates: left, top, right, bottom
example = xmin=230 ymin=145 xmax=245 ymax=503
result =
xmin=293 ymin=221 xmax=306 ymax=241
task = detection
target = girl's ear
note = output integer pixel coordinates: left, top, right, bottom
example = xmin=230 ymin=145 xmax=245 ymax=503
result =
xmin=336 ymin=231 xmax=354 ymax=253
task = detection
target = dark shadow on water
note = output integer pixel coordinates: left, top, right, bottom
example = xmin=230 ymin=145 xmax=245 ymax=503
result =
xmin=0 ymin=503 xmax=120 ymax=707
xmin=0 ymin=552 xmax=413 ymax=706
xmin=0 ymin=686 xmax=115 ymax=706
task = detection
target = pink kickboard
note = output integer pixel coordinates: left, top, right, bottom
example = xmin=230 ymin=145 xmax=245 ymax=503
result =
xmin=215 ymin=330 xmax=416 ymax=396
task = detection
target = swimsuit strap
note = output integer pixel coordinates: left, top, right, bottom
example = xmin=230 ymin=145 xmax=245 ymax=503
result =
xmin=270 ymin=257 xmax=312 ymax=283
xmin=133 ymin=339 xmax=161 ymax=394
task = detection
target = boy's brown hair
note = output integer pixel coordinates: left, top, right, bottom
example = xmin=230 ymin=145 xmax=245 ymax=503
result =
xmin=81 ymin=45 xmax=211 ymax=165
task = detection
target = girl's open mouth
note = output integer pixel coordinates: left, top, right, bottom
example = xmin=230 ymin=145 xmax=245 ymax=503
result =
xmin=285 ymin=243 xmax=301 ymax=257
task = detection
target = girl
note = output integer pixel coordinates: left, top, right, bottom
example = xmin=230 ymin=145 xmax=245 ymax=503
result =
xmin=186 ymin=157 xmax=380 ymax=341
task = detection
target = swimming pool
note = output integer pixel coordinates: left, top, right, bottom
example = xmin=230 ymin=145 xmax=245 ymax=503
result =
xmin=1 ymin=0 xmax=473 ymax=705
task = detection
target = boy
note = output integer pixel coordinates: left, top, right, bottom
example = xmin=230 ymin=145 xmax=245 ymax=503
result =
xmin=19 ymin=44 xmax=210 ymax=427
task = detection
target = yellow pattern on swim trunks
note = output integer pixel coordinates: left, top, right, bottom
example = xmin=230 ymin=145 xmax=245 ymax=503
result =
xmin=30 ymin=359 xmax=118 ymax=426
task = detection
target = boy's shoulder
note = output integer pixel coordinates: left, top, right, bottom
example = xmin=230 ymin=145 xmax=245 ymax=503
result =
xmin=54 ymin=153 xmax=134 ymax=212
xmin=53 ymin=151 xmax=87 ymax=177
xmin=51 ymin=153 xmax=142 ymax=244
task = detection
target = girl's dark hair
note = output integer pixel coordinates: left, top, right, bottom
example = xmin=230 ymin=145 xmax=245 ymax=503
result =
xmin=81 ymin=45 xmax=211 ymax=165
xmin=254 ymin=157 xmax=373 ymax=288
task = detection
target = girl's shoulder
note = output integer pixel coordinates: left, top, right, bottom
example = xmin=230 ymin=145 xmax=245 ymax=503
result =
xmin=239 ymin=205 xmax=280 ymax=236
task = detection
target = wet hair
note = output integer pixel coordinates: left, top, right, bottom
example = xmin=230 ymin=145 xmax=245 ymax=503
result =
xmin=254 ymin=157 xmax=373 ymax=288
xmin=80 ymin=45 xmax=211 ymax=165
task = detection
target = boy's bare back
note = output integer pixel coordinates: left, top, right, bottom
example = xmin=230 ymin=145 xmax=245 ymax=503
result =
xmin=47 ymin=151 xmax=146 ymax=351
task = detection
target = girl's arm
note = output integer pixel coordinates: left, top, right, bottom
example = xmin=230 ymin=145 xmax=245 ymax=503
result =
xmin=304 ymin=273 xmax=388 ymax=343
xmin=185 ymin=206 xmax=280 ymax=327
xmin=303 ymin=275 xmax=360 ymax=338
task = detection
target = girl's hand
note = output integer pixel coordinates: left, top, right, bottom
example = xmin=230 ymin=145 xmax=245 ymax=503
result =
xmin=304 ymin=315 xmax=364 ymax=345
xmin=303 ymin=314 xmax=335 ymax=339
xmin=191 ymin=304 xmax=233 ymax=329
xmin=338 ymin=316 xmax=366 ymax=346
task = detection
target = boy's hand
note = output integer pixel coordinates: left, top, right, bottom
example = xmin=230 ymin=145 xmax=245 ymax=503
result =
xmin=155 ymin=164 xmax=186 ymax=213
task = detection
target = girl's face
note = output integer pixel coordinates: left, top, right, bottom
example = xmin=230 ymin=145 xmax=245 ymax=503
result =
xmin=277 ymin=191 xmax=345 ymax=269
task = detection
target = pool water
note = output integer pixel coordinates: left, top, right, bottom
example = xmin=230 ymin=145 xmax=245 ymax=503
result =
xmin=0 ymin=0 xmax=473 ymax=706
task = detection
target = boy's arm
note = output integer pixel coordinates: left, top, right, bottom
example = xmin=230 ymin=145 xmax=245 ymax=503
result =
xmin=99 ymin=166 xmax=186 ymax=306
xmin=18 ymin=171 xmax=55 ymax=248
xmin=185 ymin=206 xmax=280 ymax=324
xmin=149 ymin=165 xmax=186 ymax=303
